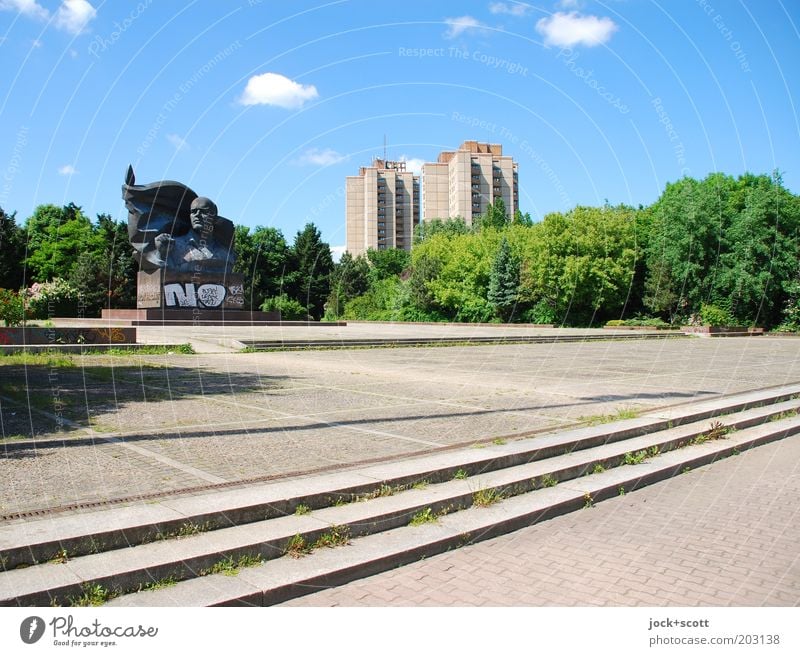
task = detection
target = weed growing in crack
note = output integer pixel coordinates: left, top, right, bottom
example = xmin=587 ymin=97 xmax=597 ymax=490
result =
xmin=472 ymin=487 xmax=503 ymax=507
xmin=285 ymin=534 xmax=311 ymax=558
xmin=313 ymin=525 xmax=350 ymax=549
xmin=409 ymin=508 xmax=439 ymax=526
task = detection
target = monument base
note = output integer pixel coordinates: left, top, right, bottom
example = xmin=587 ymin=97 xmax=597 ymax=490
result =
xmin=137 ymin=271 xmax=246 ymax=310
xmin=102 ymin=308 xmax=282 ymax=325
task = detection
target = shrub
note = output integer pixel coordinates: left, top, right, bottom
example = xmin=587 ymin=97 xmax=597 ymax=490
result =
xmin=522 ymin=300 xmax=558 ymax=325
xmin=775 ymin=280 xmax=800 ymax=332
xmin=605 ymin=316 xmax=670 ymax=328
xmin=260 ymin=295 xmax=308 ymax=320
xmin=25 ymin=279 xmax=81 ymax=319
xmin=699 ymin=303 xmax=733 ymax=326
xmin=0 ymin=289 xmax=26 ymax=326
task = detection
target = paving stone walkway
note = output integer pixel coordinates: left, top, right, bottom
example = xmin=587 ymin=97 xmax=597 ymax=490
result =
xmin=282 ymin=433 xmax=800 ymax=606
xmin=5 ymin=337 xmax=800 ymax=517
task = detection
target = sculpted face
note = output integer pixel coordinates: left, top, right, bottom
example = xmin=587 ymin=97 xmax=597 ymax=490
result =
xmin=190 ymin=197 xmax=217 ymax=232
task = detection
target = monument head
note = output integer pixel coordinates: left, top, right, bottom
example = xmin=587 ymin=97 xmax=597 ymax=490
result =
xmin=190 ymin=197 xmax=218 ymax=233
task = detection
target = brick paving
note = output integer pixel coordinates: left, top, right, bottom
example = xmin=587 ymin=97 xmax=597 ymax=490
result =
xmin=4 ymin=336 xmax=800 ymax=516
xmin=282 ymin=434 xmax=800 ymax=606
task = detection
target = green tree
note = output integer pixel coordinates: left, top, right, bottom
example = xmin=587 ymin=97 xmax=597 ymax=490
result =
xmin=518 ymin=206 xmax=637 ymax=325
xmin=325 ymin=251 xmax=369 ymax=319
xmin=287 ymin=223 xmax=333 ymax=321
xmin=25 ymin=203 xmax=102 ymax=282
xmin=406 ymin=251 xmax=445 ymax=319
xmin=475 ymin=199 xmax=508 ymax=231
xmin=643 ymin=172 xmax=800 ymax=326
xmin=714 ymin=173 xmax=800 ymax=325
xmin=487 ymin=236 xmax=520 ymax=322
xmin=513 ymin=209 xmax=533 ymax=226
xmin=68 ymin=251 xmax=107 ymax=316
xmin=643 ymin=174 xmax=735 ymax=320
xmin=94 ymin=214 xmax=137 ymax=310
xmin=0 ymin=206 xmax=25 ymax=289
xmin=366 ymin=247 xmax=410 ymax=284
xmin=342 ymin=276 xmax=404 ymax=321
xmin=778 ymin=279 xmax=800 ymax=331
xmin=235 ymin=225 xmax=289 ymax=309
xmin=46 ymin=213 xmax=137 ymax=316
xmin=413 ymin=217 xmax=469 ymax=244
xmin=412 ymin=229 xmax=499 ymax=322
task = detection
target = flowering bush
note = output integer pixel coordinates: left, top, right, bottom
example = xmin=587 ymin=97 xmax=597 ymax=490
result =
xmin=0 ymin=289 xmax=26 ymax=326
xmin=25 ymin=278 xmax=81 ymax=319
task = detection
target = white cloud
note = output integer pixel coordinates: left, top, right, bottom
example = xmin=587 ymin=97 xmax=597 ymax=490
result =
xmin=444 ymin=16 xmax=487 ymax=39
xmin=488 ymin=2 xmax=531 ymax=17
xmin=0 ymin=0 xmax=49 ymax=20
xmin=55 ymin=0 xmax=97 ymax=35
xmin=399 ymin=156 xmax=424 ymax=176
xmin=556 ymin=0 xmax=581 ymax=8
xmin=166 ymin=133 xmax=189 ymax=151
xmin=58 ymin=164 xmax=77 ymax=176
xmin=536 ymin=11 xmax=617 ymax=48
xmin=1 ymin=0 xmax=97 ymax=34
xmin=297 ymin=148 xmax=345 ymax=166
xmin=239 ymin=72 xmax=318 ymax=109
xmin=31 ymin=38 xmax=43 ymax=48
xmin=330 ymin=245 xmax=346 ymax=263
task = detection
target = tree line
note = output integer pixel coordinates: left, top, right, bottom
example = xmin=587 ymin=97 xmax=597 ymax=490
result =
xmin=326 ymin=172 xmax=800 ymax=330
xmin=2 ymin=171 xmax=799 ymax=329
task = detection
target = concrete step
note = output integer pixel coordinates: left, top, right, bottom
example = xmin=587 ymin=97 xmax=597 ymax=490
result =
xmin=107 ymin=415 xmax=800 ymax=607
xmin=240 ymin=331 xmax=687 ymax=350
xmin=1 ymin=395 xmax=798 ymax=606
xmin=2 ymin=383 xmax=797 ymax=569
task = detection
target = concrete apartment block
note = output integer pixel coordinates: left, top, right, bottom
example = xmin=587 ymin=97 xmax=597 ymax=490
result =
xmin=345 ymin=159 xmax=420 ymax=257
xmin=423 ymin=141 xmax=519 ymax=227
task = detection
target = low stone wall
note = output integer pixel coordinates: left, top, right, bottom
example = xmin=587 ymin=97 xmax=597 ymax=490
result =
xmin=680 ymin=326 xmax=764 ymax=336
xmin=602 ymin=325 xmax=676 ymax=331
xmin=0 ymin=326 xmax=136 ymax=346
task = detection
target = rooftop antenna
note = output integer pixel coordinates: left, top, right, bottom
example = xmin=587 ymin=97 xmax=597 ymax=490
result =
xmin=383 ymin=134 xmax=387 ymax=162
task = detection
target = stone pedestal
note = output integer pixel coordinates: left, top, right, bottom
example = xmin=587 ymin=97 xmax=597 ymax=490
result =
xmin=137 ymin=271 xmax=245 ymax=310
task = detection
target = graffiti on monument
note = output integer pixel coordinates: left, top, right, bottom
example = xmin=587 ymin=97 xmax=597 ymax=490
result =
xmin=164 ymin=282 xmax=245 ymax=308
xmin=0 ymin=327 xmax=135 ymax=345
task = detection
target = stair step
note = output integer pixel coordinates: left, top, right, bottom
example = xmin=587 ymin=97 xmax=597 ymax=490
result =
xmin=2 ymin=408 xmax=798 ymax=607
xmin=107 ymin=416 xmax=800 ymax=607
xmin=2 ymin=384 xmax=797 ymax=571
xmin=242 ymin=332 xmax=686 ymax=350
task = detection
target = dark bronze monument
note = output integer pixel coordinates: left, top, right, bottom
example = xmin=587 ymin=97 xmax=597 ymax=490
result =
xmin=122 ymin=166 xmax=244 ymax=310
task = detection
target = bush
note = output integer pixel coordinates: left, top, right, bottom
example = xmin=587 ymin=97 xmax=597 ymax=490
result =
xmin=260 ymin=295 xmax=308 ymax=321
xmin=699 ymin=303 xmax=733 ymax=326
xmin=0 ymin=288 xmax=26 ymax=326
xmin=342 ymin=277 xmax=404 ymax=321
xmin=605 ymin=316 xmax=671 ymax=328
xmin=522 ymin=300 xmax=558 ymax=325
xmin=775 ymin=280 xmax=800 ymax=332
xmin=25 ymin=278 xmax=81 ymax=319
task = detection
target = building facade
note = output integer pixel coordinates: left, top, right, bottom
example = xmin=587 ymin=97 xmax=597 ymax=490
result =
xmin=423 ymin=141 xmax=518 ymax=226
xmin=345 ymin=159 xmax=420 ymax=256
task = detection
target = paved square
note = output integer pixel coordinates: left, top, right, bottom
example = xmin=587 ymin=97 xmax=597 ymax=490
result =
xmin=2 ymin=333 xmax=800 ymax=518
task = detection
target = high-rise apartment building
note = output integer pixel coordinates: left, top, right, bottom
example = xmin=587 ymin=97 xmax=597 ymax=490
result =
xmin=345 ymin=159 xmax=420 ymax=256
xmin=423 ymin=141 xmax=518 ymax=226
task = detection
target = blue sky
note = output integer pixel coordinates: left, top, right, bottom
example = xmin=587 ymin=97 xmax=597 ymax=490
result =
xmin=1 ymin=0 xmax=798 ymax=255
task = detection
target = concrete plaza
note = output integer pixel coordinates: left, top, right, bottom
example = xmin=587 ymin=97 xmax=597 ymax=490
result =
xmin=1 ymin=326 xmax=799 ymax=521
